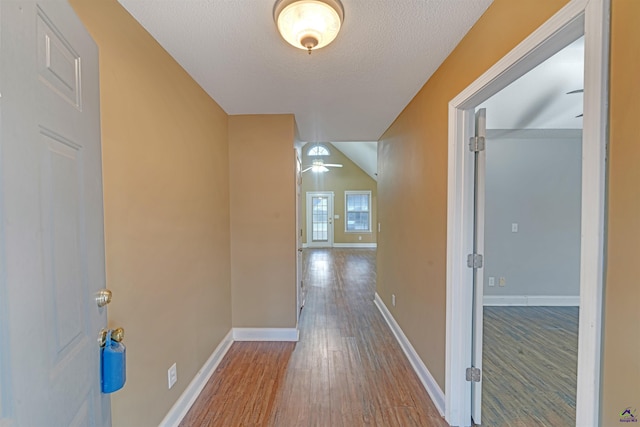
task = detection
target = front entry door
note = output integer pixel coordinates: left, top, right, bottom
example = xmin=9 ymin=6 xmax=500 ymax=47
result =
xmin=306 ymin=192 xmax=334 ymax=248
xmin=0 ymin=1 xmax=110 ymax=426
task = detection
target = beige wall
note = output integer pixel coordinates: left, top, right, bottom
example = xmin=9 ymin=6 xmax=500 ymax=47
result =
xmin=69 ymin=1 xmax=231 ymax=426
xmin=301 ymin=143 xmax=377 ymax=245
xmin=377 ymin=0 xmax=572 ymax=390
xmin=229 ymin=115 xmax=297 ymax=328
xmin=602 ymin=0 xmax=640 ymax=423
xmin=378 ymin=0 xmax=640 ymax=418
xmin=68 ymin=0 xmax=639 ymax=423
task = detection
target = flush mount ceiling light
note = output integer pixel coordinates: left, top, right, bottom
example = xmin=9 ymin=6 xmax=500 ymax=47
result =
xmin=273 ymin=0 xmax=344 ymax=54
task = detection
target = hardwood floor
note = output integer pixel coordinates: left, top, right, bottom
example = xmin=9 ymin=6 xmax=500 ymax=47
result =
xmin=481 ymin=306 xmax=579 ymax=427
xmin=180 ymin=248 xmax=448 ymax=427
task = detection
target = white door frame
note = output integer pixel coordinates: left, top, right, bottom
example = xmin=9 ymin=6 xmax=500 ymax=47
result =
xmin=295 ymin=148 xmax=303 ymax=326
xmin=306 ymin=191 xmax=335 ymax=248
xmin=444 ymin=1 xmax=609 ymax=426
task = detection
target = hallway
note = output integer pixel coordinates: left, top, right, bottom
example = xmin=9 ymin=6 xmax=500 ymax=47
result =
xmin=180 ymin=248 xmax=447 ymax=426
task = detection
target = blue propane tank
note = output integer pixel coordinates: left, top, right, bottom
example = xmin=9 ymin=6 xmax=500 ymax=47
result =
xmin=101 ymin=329 xmax=126 ymax=393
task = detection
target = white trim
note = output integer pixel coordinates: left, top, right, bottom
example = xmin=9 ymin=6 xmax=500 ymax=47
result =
xmin=575 ymin=0 xmax=609 ymax=425
xmin=304 ymin=243 xmax=334 ymax=249
xmin=344 ymin=190 xmax=373 ymax=233
xmin=446 ymin=104 xmax=474 ymax=426
xmin=448 ymin=2 xmax=586 ymax=111
xmin=445 ymin=1 xmax=608 ymax=426
xmin=332 ymin=243 xmax=377 ymax=248
xmin=159 ymin=330 xmax=234 ymax=427
xmin=374 ymin=293 xmax=445 ymax=417
xmin=483 ymin=295 xmax=580 ymax=306
xmin=306 ymin=144 xmax=331 ymax=157
xmin=232 ymin=328 xmax=300 ymax=342
xmin=302 ymin=243 xmax=377 ymax=248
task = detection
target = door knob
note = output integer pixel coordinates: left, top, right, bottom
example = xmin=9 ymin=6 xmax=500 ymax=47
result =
xmin=96 ymin=289 xmax=112 ymax=307
xmin=111 ymin=327 xmax=125 ymax=343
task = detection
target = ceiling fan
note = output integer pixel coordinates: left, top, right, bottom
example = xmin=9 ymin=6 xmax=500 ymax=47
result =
xmin=302 ymin=158 xmax=343 ymax=173
xmin=567 ymin=89 xmax=584 ymax=118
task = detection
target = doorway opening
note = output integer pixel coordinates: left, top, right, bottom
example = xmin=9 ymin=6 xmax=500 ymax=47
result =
xmin=296 ymin=141 xmax=379 ymax=332
xmin=473 ymin=35 xmax=584 ymax=425
xmin=445 ymin=1 xmax=609 ymax=426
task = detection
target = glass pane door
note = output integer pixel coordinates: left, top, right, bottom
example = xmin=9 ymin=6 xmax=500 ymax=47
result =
xmin=306 ymin=192 xmax=334 ymax=248
xmin=312 ymin=196 xmax=329 ymax=242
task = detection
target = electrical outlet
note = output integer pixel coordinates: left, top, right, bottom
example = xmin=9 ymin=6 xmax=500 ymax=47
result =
xmin=168 ymin=363 xmax=177 ymax=389
xmin=488 ymin=277 xmax=495 ymax=287
xmin=392 ymin=294 xmax=396 ymax=307
xmin=358 ymin=235 xmax=362 ymax=241
xmin=499 ymin=277 xmax=506 ymax=287
xmin=512 ymin=223 xmax=519 ymax=233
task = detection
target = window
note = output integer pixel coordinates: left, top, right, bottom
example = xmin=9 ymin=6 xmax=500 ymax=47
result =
xmin=307 ymin=144 xmax=330 ymax=156
xmin=345 ymin=191 xmax=371 ymax=232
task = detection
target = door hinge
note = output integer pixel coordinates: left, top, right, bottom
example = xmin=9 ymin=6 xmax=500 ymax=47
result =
xmin=467 ymin=253 xmax=483 ymax=269
xmin=469 ymin=136 xmax=486 ymax=152
xmin=466 ymin=367 xmax=481 ymax=382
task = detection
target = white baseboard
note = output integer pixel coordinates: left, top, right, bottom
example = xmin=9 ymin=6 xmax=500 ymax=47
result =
xmin=232 ymin=328 xmax=299 ymax=341
xmin=373 ymin=293 xmax=445 ymax=416
xmin=302 ymin=243 xmax=329 ymax=249
xmin=302 ymin=243 xmax=377 ymax=249
xmin=159 ymin=330 xmax=234 ymax=427
xmin=483 ymin=295 xmax=580 ymax=306
xmin=332 ymin=243 xmax=377 ymax=248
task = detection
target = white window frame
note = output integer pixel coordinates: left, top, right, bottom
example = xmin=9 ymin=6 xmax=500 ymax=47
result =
xmin=307 ymin=144 xmax=330 ymax=157
xmin=344 ymin=191 xmax=372 ymax=233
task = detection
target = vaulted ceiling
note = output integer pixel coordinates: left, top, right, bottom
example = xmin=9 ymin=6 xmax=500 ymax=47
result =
xmin=480 ymin=37 xmax=584 ymax=130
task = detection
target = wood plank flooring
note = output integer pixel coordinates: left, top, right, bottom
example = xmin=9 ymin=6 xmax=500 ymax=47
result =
xmin=180 ymin=248 xmax=448 ymax=427
xmin=481 ymin=306 xmax=578 ymax=427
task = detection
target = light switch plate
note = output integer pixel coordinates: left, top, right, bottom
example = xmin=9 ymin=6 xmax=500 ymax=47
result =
xmin=168 ymin=363 xmax=177 ymax=389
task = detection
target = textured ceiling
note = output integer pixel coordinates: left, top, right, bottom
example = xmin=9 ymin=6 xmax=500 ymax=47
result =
xmin=118 ymin=0 xmax=493 ymax=143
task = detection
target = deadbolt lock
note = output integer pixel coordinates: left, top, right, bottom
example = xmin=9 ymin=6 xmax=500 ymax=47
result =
xmin=96 ymin=289 xmax=112 ymax=307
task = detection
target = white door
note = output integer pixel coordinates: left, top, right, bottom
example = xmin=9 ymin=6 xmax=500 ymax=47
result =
xmin=306 ymin=192 xmax=334 ymax=248
xmin=0 ymin=1 xmax=110 ymax=426
xmin=471 ymin=108 xmax=486 ymax=424
xmin=295 ymin=150 xmax=305 ymax=319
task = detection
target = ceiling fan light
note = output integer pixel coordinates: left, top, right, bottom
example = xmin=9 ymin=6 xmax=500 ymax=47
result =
xmin=312 ymin=164 xmax=329 ymax=173
xmin=274 ymin=0 xmax=344 ymax=53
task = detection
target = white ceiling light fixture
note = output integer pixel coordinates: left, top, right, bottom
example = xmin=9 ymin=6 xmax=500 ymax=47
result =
xmin=302 ymin=158 xmax=343 ymax=173
xmin=274 ymin=0 xmax=344 ymax=54
xmin=312 ymin=163 xmax=330 ymax=173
